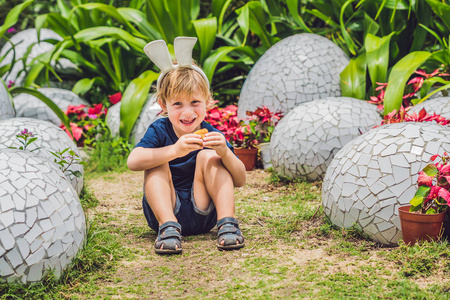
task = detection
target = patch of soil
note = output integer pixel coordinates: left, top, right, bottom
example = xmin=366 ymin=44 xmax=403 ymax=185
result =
xmin=85 ymin=170 xmax=445 ymax=298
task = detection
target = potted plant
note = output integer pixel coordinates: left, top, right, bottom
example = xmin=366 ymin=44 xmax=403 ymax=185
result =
xmin=245 ymin=106 xmax=284 ymax=169
xmin=398 ymin=152 xmax=450 ymax=245
xmin=205 ymin=104 xmax=259 ymax=171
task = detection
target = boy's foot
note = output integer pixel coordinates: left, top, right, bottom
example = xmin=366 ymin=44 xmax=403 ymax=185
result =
xmin=216 ymin=217 xmax=245 ymax=250
xmin=155 ymin=221 xmax=182 ymax=254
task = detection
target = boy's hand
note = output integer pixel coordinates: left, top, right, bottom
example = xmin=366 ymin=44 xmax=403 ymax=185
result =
xmin=202 ymin=132 xmax=229 ymax=157
xmin=174 ymin=134 xmax=203 ymax=157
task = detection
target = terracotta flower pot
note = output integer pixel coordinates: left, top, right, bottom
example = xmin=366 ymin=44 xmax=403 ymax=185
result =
xmin=234 ymin=147 xmax=258 ymax=171
xmin=398 ymin=205 xmax=446 ymax=246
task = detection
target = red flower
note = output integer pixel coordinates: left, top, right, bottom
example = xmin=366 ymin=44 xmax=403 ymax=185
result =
xmin=88 ymin=103 xmax=104 ymax=117
xmin=108 ymin=92 xmax=122 ymax=105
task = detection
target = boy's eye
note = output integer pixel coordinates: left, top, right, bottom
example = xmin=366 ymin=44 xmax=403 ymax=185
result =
xmin=192 ymin=100 xmax=201 ymax=105
xmin=173 ymin=102 xmax=182 ymax=106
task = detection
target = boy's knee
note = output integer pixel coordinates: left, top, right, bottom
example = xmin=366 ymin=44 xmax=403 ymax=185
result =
xmin=197 ymin=150 xmax=222 ymax=168
xmin=144 ymin=163 xmax=171 ymax=178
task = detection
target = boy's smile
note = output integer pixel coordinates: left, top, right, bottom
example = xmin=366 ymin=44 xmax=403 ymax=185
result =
xmin=159 ymin=91 xmax=207 ymax=137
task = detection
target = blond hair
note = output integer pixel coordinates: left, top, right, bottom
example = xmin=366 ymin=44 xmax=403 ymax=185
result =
xmin=155 ymin=61 xmax=213 ymax=108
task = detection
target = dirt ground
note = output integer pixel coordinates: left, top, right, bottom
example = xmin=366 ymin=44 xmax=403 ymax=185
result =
xmin=84 ymin=170 xmax=449 ymax=299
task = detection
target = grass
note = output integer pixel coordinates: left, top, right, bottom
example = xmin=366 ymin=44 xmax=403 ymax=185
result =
xmin=3 ymin=164 xmax=450 ymax=298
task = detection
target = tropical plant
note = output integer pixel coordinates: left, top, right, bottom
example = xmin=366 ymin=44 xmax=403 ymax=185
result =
xmin=410 ymin=152 xmax=450 ymax=214
xmin=205 ymin=104 xmax=258 ymax=149
xmin=245 ymin=106 xmax=283 ymax=144
xmin=373 ymin=107 xmax=450 ymax=128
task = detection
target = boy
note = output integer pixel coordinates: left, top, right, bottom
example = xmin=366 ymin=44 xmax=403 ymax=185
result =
xmin=127 ymin=37 xmax=247 ymax=254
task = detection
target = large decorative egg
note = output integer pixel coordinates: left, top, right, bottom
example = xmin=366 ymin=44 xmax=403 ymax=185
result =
xmin=237 ymin=33 xmax=349 ymax=119
xmin=322 ymin=122 xmax=450 ymax=245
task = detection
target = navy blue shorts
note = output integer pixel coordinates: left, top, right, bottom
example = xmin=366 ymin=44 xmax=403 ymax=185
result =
xmin=142 ymin=188 xmax=217 ymax=236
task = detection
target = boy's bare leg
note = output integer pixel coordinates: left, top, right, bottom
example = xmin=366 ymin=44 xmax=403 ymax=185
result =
xmin=193 ymin=150 xmax=235 ymax=220
xmin=144 ymin=163 xmax=178 ymax=225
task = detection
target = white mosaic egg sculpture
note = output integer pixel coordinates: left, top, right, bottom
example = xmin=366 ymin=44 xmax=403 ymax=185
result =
xmin=106 ymin=94 xmax=162 ymax=145
xmin=0 ymin=79 xmax=15 ymax=120
xmin=0 ymin=118 xmax=84 ymax=195
xmin=0 ymin=28 xmax=77 ymax=85
xmin=0 ymin=149 xmax=86 ymax=284
xmin=408 ymin=97 xmax=450 ymax=119
xmin=237 ymin=33 xmax=350 ymax=119
xmin=322 ymin=122 xmax=450 ymax=245
xmin=13 ymin=88 xmax=88 ymax=126
xmin=271 ymin=97 xmax=382 ymax=181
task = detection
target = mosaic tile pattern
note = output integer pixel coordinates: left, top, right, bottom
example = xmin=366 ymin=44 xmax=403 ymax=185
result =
xmin=13 ymin=88 xmax=88 ymax=126
xmin=0 ymin=29 xmax=77 ymax=86
xmin=0 ymin=149 xmax=86 ymax=284
xmin=408 ymin=97 xmax=450 ymax=119
xmin=237 ymin=33 xmax=349 ymax=120
xmin=0 ymin=79 xmax=14 ymax=120
xmin=106 ymin=94 xmax=162 ymax=145
xmin=322 ymin=122 xmax=450 ymax=245
xmin=0 ymin=118 xmax=84 ymax=195
xmin=271 ymin=97 xmax=381 ymax=181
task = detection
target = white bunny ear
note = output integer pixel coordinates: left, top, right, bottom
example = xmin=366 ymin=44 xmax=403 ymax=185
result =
xmin=143 ymin=37 xmax=210 ymax=90
xmin=143 ymin=40 xmax=173 ymax=74
xmin=174 ymin=36 xmax=197 ymax=67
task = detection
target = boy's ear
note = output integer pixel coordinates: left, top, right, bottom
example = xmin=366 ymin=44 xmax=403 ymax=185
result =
xmin=158 ymin=98 xmax=167 ymax=112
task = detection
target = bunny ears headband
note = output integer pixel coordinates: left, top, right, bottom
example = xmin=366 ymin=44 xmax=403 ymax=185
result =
xmin=143 ymin=37 xmax=209 ymax=90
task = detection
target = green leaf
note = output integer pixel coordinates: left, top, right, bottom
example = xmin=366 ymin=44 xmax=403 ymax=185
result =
xmin=425 ymin=0 xmax=450 ymax=31
xmin=73 ymin=27 xmax=147 ymax=52
xmin=236 ymin=3 xmax=250 ymax=46
xmin=0 ymin=0 xmax=34 ymax=39
xmin=145 ymin=0 xmax=173 ymax=42
xmin=286 ymin=0 xmax=312 ymax=33
xmin=340 ymin=54 xmax=366 ymax=99
xmin=383 ymin=51 xmax=431 ymax=115
xmin=118 ymin=7 xmax=161 ymax=40
xmin=73 ymin=3 xmax=146 ymax=39
xmin=426 ymin=208 xmax=436 ymax=214
xmin=212 ymin=0 xmax=233 ymax=34
xmin=72 ymin=77 xmax=105 ymax=96
xmin=423 ymin=164 xmax=438 ymax=177
xmin=9 ymin=87 xmax=73 ymax=139
xmin=236 ymin=2 xmax=276 ymax=50
xmin=35 ymin=13 xmax=71 ymax=38
xmin=203 ymin=46 xmax=259 ymax=83
xmin=193 ymin=18 xmax=218 ymax=63
xmin=119 ymin=70 xmax=159 ymax=140
xmin=418 ymin=82 xmax=450 ymax=103
xmin=410 ymin=185 xmax=431 ymax=206
xmin=339 ymin=0 xmax=357 ymax=55
xmin=365 ymin=33 xmax=393 ymax=90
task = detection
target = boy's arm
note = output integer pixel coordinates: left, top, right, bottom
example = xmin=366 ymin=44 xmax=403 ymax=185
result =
xmin=127 ymin=134 xmax=203 ymax=171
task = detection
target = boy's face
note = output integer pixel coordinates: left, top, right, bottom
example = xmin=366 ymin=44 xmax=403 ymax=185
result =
xmin=159 ymin=90 xmax=207 ymax=137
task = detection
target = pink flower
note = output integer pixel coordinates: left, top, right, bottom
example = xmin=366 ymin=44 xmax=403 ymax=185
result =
xmin=7 ymin=27 xmax=16 ymax=33
xmin=417 ymin=171 xmax=433 ymax=187
xmin=61 ymin=123 xmax=84 ymax=141
xmin=7 ymin=81 xmax=15 ymax=88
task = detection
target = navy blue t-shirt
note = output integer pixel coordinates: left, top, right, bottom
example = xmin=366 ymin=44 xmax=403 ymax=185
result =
xmin=135 ymin=118 xmax=234 ymax=194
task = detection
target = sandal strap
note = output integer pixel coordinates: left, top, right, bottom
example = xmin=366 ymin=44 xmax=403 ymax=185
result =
xmin=217 ymin=217 xmax=239 ymax=228
xmin=159 ymin=221 xmax=182 ymax=233
xmin=218 ymin=224 xmax=240 ymax=235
